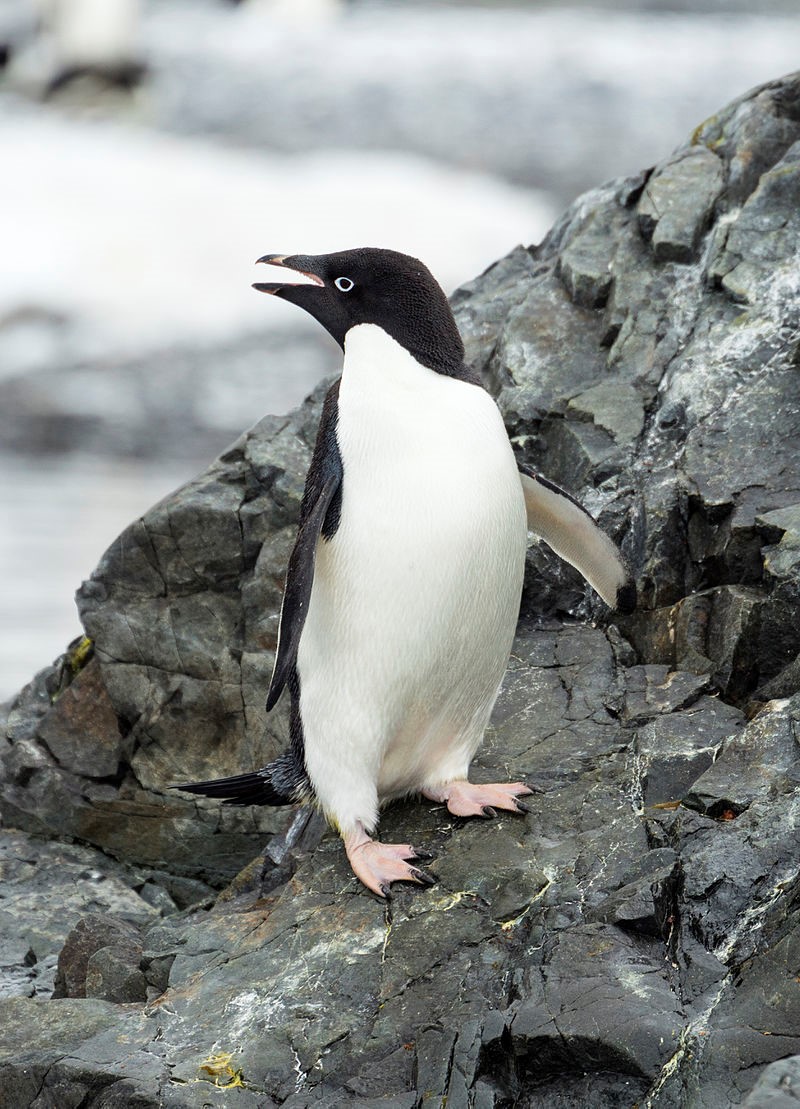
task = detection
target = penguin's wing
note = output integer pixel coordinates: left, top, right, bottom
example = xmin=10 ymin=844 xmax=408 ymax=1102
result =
xmin=267 ymin=380 xmax=344 ymax=710
xmin=519 ymin=467 xmax=635 ymax=613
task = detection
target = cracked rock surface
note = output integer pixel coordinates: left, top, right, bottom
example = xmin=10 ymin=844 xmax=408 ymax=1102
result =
xmin=3 ymin=73 xmax=800 ymax=1106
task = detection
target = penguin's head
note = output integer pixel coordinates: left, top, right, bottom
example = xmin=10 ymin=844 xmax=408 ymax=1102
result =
xmin=253 ymin=247 xmax=464 ymax=376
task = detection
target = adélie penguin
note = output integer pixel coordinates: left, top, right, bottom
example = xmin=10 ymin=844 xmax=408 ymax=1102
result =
xmin=173 ymin=248 xmax=635 ymax=897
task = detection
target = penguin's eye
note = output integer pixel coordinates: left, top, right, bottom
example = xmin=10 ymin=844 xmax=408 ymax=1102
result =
xmin=334 ymin=276 xmax=355 ymax=293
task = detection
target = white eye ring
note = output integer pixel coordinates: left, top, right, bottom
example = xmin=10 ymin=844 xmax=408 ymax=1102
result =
xmin=334 ymin=276 xmax=354 ymax=292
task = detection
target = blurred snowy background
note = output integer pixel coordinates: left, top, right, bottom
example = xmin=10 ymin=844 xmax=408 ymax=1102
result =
xmin=1 ymin=0 xmax=798 ymax=697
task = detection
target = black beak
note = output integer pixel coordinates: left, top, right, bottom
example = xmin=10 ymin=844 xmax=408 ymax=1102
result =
xmin=252 ymin=254 xmax=326 ymax=295
xmin=252 ymin=251 xmax=348 ymax=349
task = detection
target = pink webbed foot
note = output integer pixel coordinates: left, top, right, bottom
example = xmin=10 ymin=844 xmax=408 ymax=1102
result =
xmin=423 ymin=779 xmax=535 ymax=819
xmin=344 ymin=830 xmax=435 ymax=899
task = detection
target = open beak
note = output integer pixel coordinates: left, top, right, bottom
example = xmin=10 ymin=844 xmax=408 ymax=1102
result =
xmin=251 ymin=250 xmax=347 ymax=348
xmin=252 ymin=254 xmax=326 ymax=295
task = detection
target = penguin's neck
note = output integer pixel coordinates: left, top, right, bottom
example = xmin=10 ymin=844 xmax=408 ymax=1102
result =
xmin=338 ymin=323 xmax=502 ymax=462
xmin=342 ymin=323 xmax=440 ymax=394
xmin=342 ymin=311 xmax=471 ymax=382
xmin=340 ymin=323 xmax=475 ymax=426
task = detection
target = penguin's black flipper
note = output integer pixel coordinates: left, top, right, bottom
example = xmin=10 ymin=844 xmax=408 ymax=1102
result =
xmin=518 ymin=467 xmax=636 ymax=613
xmin=266 ymin=380 xmax=344 ymax=711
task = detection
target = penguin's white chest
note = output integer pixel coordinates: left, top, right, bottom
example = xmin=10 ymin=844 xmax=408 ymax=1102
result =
xmin=297 ymin=324 xmax=527 ymax=813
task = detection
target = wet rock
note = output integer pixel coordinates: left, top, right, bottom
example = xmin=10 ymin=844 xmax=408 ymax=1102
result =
xmin=3 ymin=72 xmax=800 ymax=1106
xmin=510 ymin=923 xmax=683 ymax=1077
xmin=684 ymin=696 xmax=800 ymax=821
xmin=756 ymin=652 xmax=800 ymax=702
xmin=621 ymin=664 xmax=711 ymax=725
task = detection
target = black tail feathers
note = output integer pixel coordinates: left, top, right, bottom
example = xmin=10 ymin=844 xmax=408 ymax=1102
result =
xmin=171 ymin=766 xmax=294 ymax=807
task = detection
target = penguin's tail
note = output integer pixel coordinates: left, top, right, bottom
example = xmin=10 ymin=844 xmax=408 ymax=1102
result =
xmin=171 ymin=755 xmax=306 ymax=807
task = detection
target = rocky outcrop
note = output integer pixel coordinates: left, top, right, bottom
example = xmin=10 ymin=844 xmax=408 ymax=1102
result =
xmin=2 ymin=72 xmax=800 ymax=1106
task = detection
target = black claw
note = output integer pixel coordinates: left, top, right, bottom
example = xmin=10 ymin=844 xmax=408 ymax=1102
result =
xmin=379 ymin=883 xmax=392 ymax=900
xmin=412 ymin=848 xmax=435 ymax=861
xmin=514 ymin=799 xmax=532 ymax=814
xmin=482 ymin=805 xmax=497 ymax=819
xmin=410 ymin=867 xmax=437 ymax=887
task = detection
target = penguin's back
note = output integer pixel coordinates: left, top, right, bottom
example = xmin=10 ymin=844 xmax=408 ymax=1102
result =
xmin=297 ymin=323 xmax=527 ymax=809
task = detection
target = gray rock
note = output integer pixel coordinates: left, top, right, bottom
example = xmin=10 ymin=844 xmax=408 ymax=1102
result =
xmin=0 ymin=996 xmax=167 ymax=1109
xmin=556 ymin=206 xmax=619 ymax=308
xmin=566 ymin=380 xmax=645 ymax=445
xmin=637 ymin=146 xmax=724 ymax=262
xmin=85 ymin=945 xmax=148 ymax=1004
xmin=743 ymin=1056 xmax=800 ymax=1106
xmin=37 ymin=657 xmax=127 ymax=778
xmin=708 ymin=138 xmax=800 ymax=302
xmin=53 ymin=914 xmax=145 ymax=1002
xmin=0 ymin=828 xmax=163 ymax=1001
xmin=4 ymin=71 xmax=800 ymax=1106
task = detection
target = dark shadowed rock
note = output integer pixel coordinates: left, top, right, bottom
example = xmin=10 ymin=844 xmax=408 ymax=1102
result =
xmin=53 ymin=914 xmax=146 ymax=1002
xmin=3 ymin=72 xmax=800 ymax=1106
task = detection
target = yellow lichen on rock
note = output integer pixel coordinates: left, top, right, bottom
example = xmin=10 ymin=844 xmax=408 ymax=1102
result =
xmin=198 ymin=1051 xmax=245 ymax=1089
xmin=69 ymin=635 xmax=94 ymax=674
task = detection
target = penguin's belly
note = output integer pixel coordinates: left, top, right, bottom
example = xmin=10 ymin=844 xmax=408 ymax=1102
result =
xmin=296 ymin=324 xmax=527 ymax=810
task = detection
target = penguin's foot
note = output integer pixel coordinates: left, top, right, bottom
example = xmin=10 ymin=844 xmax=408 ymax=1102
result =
xmin=423 ymin=780 xmax=534 ymax=819
xmin=344 ymin=828 xmax=435 ymax=898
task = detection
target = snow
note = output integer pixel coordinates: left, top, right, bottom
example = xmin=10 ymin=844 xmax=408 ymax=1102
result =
xmin=0 ymin=109 xmax=555 ymax=368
